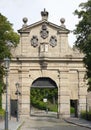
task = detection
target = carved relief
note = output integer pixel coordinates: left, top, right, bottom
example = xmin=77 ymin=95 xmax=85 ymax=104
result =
xmin=40 ymin=43 xmax=48 ymax=52
xmin=31 ymin=36 xmax=38 ymax=47
xmin=40 ymin=24 xmax=49 ymax=39
xmin=50 ymin=36 xmax=57 ymax=47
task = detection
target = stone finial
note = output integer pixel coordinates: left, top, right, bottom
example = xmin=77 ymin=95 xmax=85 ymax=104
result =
xmin=41 ymin=8 xmax=49 ymax=20
xmin=60 ymin=18 xmax=66 ymax=28
xmin=22 ymin=17 xmax=28 ymax=27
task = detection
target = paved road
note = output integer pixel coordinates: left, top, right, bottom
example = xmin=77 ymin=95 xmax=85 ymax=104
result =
xmin=19 ymin=116 xmax=91 ymax=130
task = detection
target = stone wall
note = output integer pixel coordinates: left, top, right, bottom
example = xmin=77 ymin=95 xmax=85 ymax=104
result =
xmin=87 ymin=92 xmax=91 ymax=111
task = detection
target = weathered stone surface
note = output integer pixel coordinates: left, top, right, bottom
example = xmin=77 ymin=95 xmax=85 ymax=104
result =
xmin=87 ymin=92 xmax=91 ymax=111
xmin=2 ymin=10 xmax=87 ymax=118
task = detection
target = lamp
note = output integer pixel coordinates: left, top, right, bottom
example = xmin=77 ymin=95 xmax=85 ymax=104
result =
xmin=4 ymin=57 xmax=10 ymax=130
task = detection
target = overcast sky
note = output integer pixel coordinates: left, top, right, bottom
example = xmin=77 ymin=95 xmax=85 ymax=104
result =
xmin=0 ymin=0 xmax=87 ymax=47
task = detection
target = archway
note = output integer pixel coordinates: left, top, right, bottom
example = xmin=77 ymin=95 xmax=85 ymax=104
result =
xmin=30 ymin=77 xmax=58 ymax=118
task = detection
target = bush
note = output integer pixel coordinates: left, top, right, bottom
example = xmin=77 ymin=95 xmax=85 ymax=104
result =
xmin=47 ymin=102 xmax=58 ymax=112
xmin=38 ymin=101 xmax=46 ymax=110
xmin=81 ymin=111 xmax=87 ymax=119
xmin=31 ymin=100 xmax=58 ymax=112
xmin=70 ymin=107 xmax=75 ymax=114
xmin=31 ymin=100 xmax=46 ymax=110
xmin=81 ymin=111 xmax=91 ymax=121
xmin=0 ymin=109 xmax=5 ymax=120
xmin=0 ymin=109 xmax=5 ymax=116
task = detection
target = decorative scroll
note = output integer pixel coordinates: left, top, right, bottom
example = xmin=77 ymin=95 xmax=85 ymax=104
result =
xmin=50 ymin=36 xmax=57 ymax=47
xmin=31 ymin=36 xmax=38 ymax=47
xmin=40 ymin=24 xmax=49 ymax=39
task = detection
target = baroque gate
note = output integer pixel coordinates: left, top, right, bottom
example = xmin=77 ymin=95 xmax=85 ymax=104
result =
xmin=2 ymin=9 xmax=87 ymax=118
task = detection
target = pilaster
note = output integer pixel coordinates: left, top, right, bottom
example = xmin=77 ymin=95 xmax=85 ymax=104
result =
xmin=58 ymin=70 xmax=70 ymax=118
xmin=19 ymin=69 xmax=30 ymax=118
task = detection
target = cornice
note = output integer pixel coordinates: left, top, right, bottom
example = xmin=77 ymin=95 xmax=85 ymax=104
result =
xmin=18 ymin=20 xmax=69 ymax=34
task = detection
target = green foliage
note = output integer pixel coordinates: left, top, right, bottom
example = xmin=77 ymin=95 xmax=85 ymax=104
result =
xmin=0 ymin=13 xmax=20 ymax=108
xmin=32 ymin=100 xmax=46 ymax=110
xmin=0 ymin=109 xmax=5 ymax=116
xmin=81 ymin=110 xmax=91 ymax=121
xmin=0 ymin=109 xmax=5 ymax=120
xmin=0 ymin=69 xmax=4 ymax=109
xmin=47 ymin=102 xmax=58 ymax=112
xmin=74 ymin=0 xmax=91 ymax=91
xmin=30 ymin=88 xmax=58 ymax=112
xmin=0 ymin=13 xmax=19 ymax=59
xmin=70 ymin=107 xmax=75 ymax=114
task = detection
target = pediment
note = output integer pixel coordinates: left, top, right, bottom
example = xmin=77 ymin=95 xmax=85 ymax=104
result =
xmin=18 ymin=19 xmax=69 ymax=34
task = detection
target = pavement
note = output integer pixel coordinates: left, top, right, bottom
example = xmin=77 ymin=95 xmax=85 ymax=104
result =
xmin=0 ymin=116 xmax=91 ymax=130
xmin=0 ymin=117 xmax=22 ymax=130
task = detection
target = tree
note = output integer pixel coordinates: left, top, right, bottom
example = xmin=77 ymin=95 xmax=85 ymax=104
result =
xmin=30 ymin=88 xmax=58 ymax=111
xmin=74 ymin=0 xmax=91 ymax=91
xmin=0 ymin=13 xmax=20 ymax=108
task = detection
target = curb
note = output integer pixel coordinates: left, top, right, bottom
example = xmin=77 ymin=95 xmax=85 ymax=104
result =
xmin=64 ymin=119 xmax=91 ymax=129
xmin=16 ymin=121 xmax=25 ymax=130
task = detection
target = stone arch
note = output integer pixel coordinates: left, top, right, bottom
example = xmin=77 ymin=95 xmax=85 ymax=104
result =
xmin=30 ymin=77 xmax=58 ymax=117
xmin=31 ymin=77 xmax=58 ymax=88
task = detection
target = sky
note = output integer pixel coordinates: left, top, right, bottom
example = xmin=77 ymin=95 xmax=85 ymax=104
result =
xmin=0 ymin=0 xmax=87 ymax=47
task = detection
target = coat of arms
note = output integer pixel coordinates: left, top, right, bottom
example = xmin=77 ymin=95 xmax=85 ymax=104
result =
xmin=31 ymin=36 xmax=38 ymax=47
xmin=50 ymin=36 xmax=57 ymax=47
xmin=40 ymin=24 xmax=49 ymax=39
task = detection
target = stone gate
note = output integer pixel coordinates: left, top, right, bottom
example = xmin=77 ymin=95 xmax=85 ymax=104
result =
xmin=2 ymin=9 xmax=87 ymax=118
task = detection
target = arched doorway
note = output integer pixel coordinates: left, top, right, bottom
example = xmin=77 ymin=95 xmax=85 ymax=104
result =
xmin=30 ymin=77 xmax=58 ymax=118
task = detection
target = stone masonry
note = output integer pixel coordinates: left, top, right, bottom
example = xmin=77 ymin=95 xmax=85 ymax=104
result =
xmin=2 ymin=9 xmax=87 ymax=118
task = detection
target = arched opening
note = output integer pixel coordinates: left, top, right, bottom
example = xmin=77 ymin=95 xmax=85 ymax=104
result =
xmin=30 ymin=77 xmax=58 ymax=118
